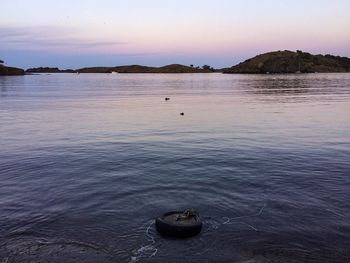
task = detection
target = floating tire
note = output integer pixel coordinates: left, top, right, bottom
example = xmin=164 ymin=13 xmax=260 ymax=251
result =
xmin=155 ymin=211 xmax=202 ymax=238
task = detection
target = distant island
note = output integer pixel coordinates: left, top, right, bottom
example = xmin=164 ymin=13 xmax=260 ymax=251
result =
xmin=1 ymin=51 xmax=350 ymax=76
xmin=223 ymin=50 xmax=350 ymax=74
xmin=0 ymin=60 xmax=25 ymax=76
xmin=26 ymin=64 xmax=216 ymax=74
xmin=26 ymin=67 xmax=76 ymax=73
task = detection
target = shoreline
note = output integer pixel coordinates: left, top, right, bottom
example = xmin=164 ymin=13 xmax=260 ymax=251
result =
xmin=2 ymin=50 xmax=350 ymax=76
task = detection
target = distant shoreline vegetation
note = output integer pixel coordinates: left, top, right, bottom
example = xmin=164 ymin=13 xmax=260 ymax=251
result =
xmin=26 ymin=64 xmax=217 ymax=74
xmin=1 ymin=50 xmax=350 ymax=76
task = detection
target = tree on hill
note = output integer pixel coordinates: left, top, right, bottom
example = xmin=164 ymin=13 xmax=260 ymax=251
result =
xmin=202 ymin=65 xmax=215 ymax=71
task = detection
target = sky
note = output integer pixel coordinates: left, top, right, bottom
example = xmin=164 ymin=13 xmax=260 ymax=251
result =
xmin=1 ymin=0 xmax=350 ymax=69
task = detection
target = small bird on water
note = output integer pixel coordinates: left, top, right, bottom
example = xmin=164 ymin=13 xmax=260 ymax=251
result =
xmin=180 ymin=112 xmax=184 ymax=116
xmin=165 ymin=97 xmax=170 ymax=101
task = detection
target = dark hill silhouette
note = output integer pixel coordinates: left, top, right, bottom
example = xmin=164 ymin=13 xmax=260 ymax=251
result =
xmin=223 ymin=50 xmax=350 ymax=74
xmin=0 ymin=60 xmax=25 ymax=75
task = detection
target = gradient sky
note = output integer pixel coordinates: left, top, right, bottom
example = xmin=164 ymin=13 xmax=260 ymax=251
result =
xmin=1 ymin=0 xmax=350 ymax=69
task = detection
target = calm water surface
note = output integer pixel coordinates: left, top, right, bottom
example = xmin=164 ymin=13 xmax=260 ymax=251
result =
xmin=0 ymin=73 xmax=349 ymax=262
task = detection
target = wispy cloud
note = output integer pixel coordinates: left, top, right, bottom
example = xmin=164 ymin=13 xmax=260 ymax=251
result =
xmin=0 ymin=26 xmax=126 ymax=52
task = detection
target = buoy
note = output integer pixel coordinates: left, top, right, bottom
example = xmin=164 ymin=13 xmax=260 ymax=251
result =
xmin=165 ymin=97 xmax=170 ymax=101
xmin=155 ymin=209 xmax=202 ymax=238
xmin=180 ymin=112 xmax=184 ymax=116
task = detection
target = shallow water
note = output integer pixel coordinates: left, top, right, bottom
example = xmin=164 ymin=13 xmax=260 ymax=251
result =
xmin=0 ymin=73 xmax=349 ymax=262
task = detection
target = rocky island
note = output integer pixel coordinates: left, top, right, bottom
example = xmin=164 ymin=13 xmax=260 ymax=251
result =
xmin=0 ymin=60 xmax=25 ymax=75
xmin=223 ymin=50 xmax=350 ymax=74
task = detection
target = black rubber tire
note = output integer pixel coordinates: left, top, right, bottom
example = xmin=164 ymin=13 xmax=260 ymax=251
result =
xmin=155 ymin=211 xmax=202 ymax=238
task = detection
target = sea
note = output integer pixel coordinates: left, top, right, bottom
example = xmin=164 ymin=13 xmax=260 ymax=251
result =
xmin=0 ymin=73 xmax=349 ymax=262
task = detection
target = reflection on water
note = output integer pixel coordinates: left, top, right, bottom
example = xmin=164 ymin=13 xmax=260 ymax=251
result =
xmin=0 ymin=73 xmax=350 ymax=262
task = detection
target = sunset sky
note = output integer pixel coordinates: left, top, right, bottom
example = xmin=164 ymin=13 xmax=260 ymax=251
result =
xmin=1 ymin=0 xmax=350 ymax=69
